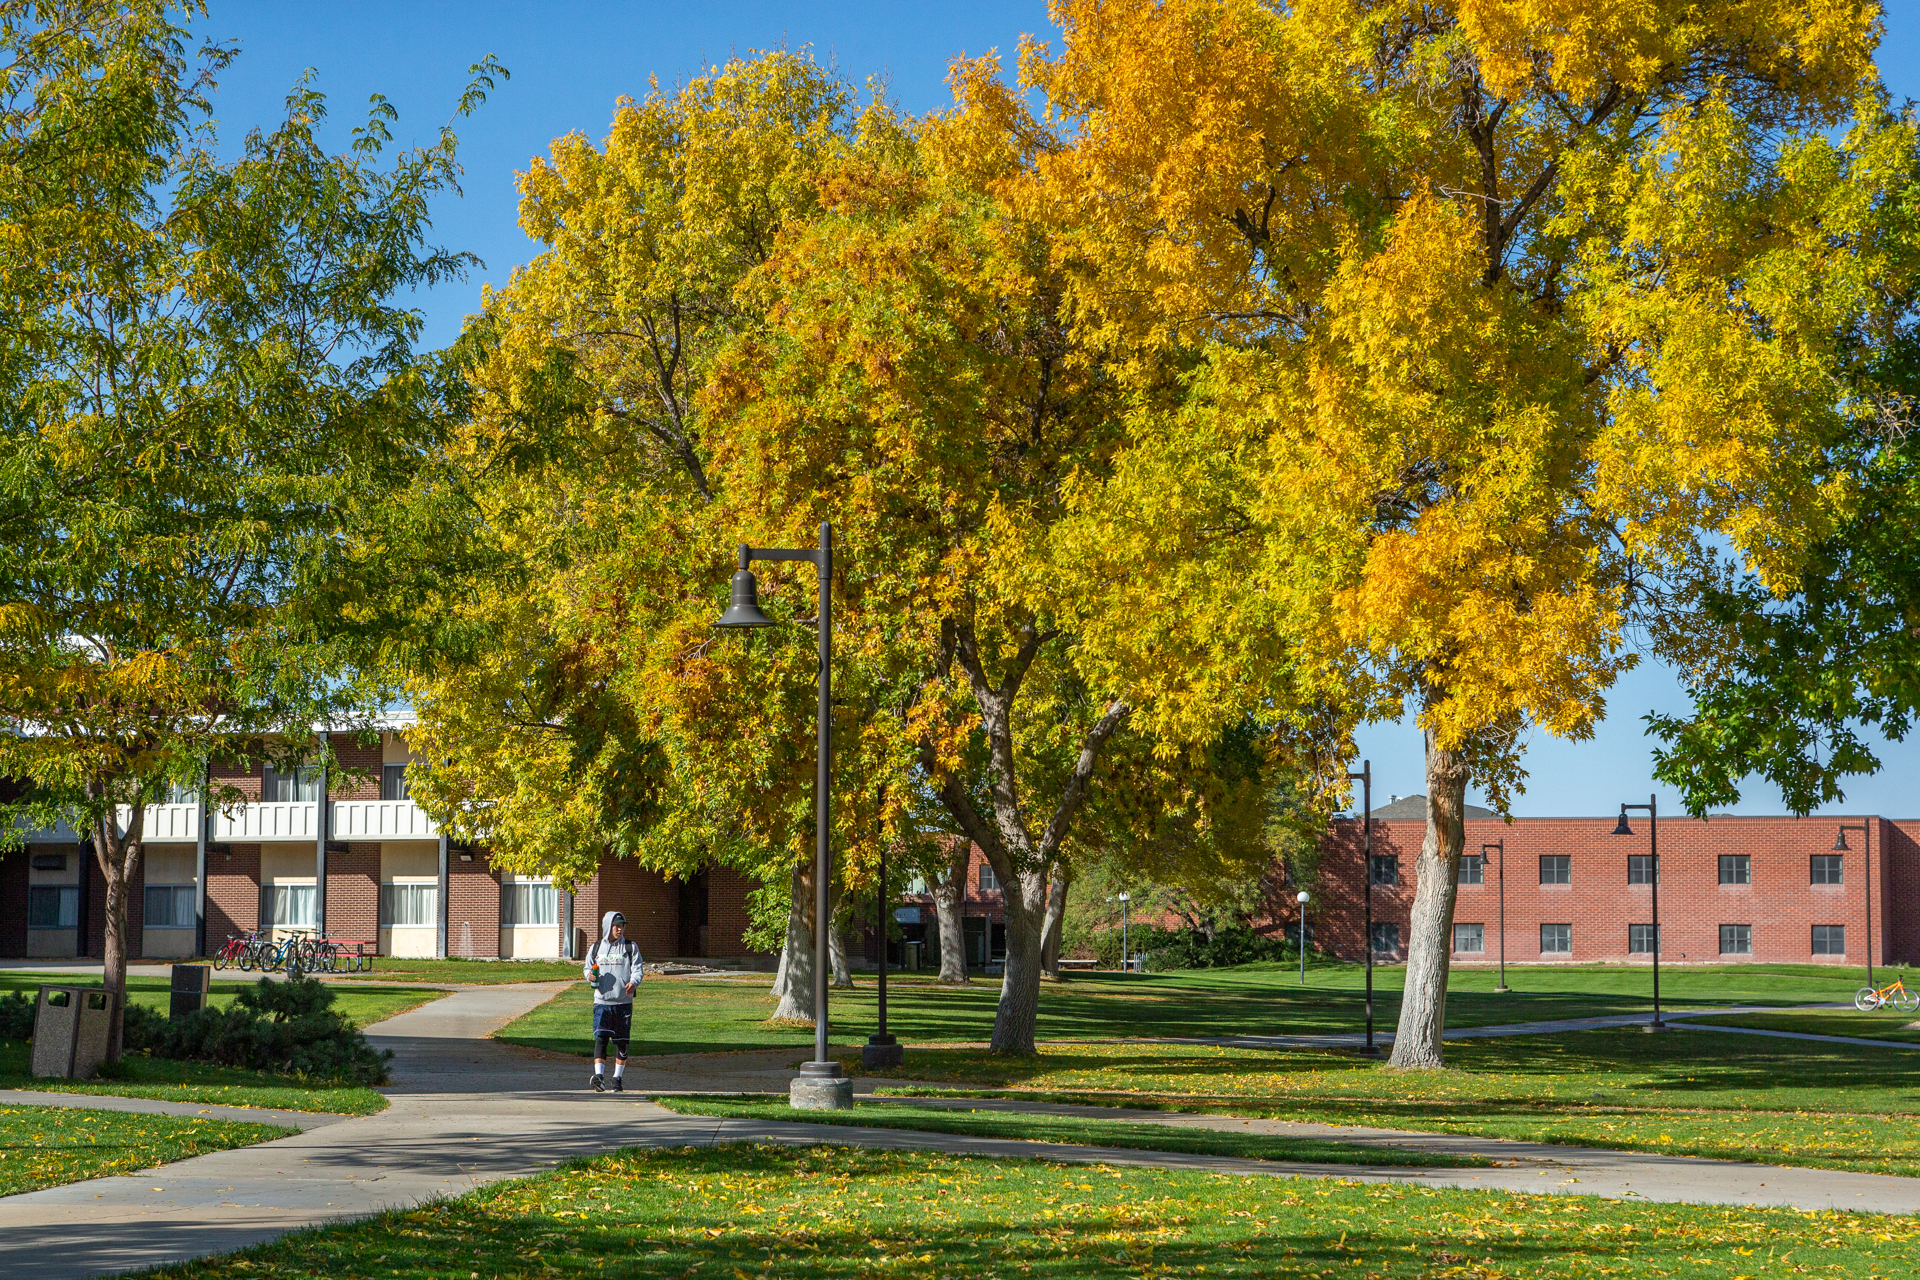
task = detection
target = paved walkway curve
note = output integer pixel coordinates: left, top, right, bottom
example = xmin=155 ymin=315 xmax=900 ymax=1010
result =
xmin=3 ymin=984 xmax=1919 ymax=1280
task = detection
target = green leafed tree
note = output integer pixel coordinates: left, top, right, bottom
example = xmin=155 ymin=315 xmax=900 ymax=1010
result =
xmin=0 ymin=0 xmax=501 ymax=1058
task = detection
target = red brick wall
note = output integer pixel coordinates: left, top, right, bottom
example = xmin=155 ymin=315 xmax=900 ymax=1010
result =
xmin=327 ymin=734 xmax=381 ymax=801
xmin=0 ymin=845 xmax=27 ymax=956
xmin=706 ymin=864 xmax=762 ymax=958
xmin=206 ymin=843 xmax=263 ymax=944
xmin=1305 ymin=814 xmax=1902 ymax=966
xmin=1888 ymin=820 xmax=1920 ymax=966
xmin=588 ymin=856 xmax=678 ymax=960
xmin=571 ymin=871 xmax=599 ymax=962
xmin=208 ymin=754 xmax=262 ymax=800
xmin=327 ymin=841 xmax=380 ymax=942
xmin=447 ymin=847 xmax=501 ymax=959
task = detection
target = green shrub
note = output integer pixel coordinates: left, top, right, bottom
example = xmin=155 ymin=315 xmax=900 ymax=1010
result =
xmin=124 ymin=977 xmax=390 ymax=1085
xmin=0 ymin=990 xmax=34 ymax=1041
xmin=1092 ymin=924 xmax=1306 ymax=971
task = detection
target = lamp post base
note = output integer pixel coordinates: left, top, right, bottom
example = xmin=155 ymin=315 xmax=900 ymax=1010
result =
xmin=790 ymin=1060 xmax=854 ymax=1110
xmin=1354 ymin=1043 xmax=1387 ymax=1059
xmin=1492 ymin=984 xmax=1511 ymax=993
xmin=861 ymin=1034 xmax=904 ymax=1070
xmin=1642 ymin=1019 xmax=1671 ymax=1034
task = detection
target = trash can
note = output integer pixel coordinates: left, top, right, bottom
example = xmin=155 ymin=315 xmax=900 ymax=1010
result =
xmin=170 ymin=965 xmax=211 ymax=1019
xmin=903 ymin=940 xmax=923 ymax=972
xmin=31 ymin=985 xmax=117 ymax=1080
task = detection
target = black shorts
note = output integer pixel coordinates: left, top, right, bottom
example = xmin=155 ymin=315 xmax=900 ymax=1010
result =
xmin=592 ymin=1002 xmax=632 ymax=1057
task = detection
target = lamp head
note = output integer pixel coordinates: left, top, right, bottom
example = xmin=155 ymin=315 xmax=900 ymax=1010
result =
xmin=1296 ymin=890 xmax=1310 ymax=905
xmin=715 ymin=566 xmax=775 ymax=629
xmin=1610 ymin=809 xmax=1634 ymax=836
xmin=1833 ymin=828 xmax=1851 ymax=852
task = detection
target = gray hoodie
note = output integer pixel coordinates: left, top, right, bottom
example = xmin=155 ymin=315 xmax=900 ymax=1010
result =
xmin=584 ymin=910 xmax=643 ymax=1005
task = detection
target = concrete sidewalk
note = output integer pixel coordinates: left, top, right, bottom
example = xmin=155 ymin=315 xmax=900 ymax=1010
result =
xmin=6 ymin=983 xmax=1920 ymax=1280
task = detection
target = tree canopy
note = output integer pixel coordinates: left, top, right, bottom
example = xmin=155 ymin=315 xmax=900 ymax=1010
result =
xmin=0 ymin=0 xmax=500 ymax=1056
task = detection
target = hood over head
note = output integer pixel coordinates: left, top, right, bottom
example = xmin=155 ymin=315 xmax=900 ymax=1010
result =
xmin=601 ymin=910 xmax=625 ymax=941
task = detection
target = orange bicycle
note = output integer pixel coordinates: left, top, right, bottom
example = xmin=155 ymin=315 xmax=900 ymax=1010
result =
xmin=1856 ymin=977 xmax=1919 ymax=1013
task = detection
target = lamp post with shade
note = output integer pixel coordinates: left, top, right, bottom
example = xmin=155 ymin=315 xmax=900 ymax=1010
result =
xmin=1297 ymin=890 xmax=1310 ymax=984
xmin=1833 ymin=821 xmax=1874 ymax=996
xmin=1611 ymin=797 xmax=1667 ymax=1033
xmin=713 ymin=523 xmax=855 ymax=1108
xmin=1118 ymin=892 xmax=1131 ymax=972
xmin=1484 ymin=839 xmax=1508 ymax=994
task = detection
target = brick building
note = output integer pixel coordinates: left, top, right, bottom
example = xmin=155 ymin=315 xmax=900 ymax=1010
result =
xmin=2 ymin=727 xmax=770 ymax=967
xmin=1305 ymin=809 xmax=1920 ymax=967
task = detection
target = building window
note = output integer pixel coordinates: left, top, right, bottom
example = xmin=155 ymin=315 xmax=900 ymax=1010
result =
xmin=27 ymin=886 xmax=79 ymax=930
xmin=978 ymin=862 xmax=999 ymax=892
xmin=1540 ymin=923 xmax=1571 ymax=955
xmin=1810 ymin=855 xmax=1844 ymax=885
xmin=1453 ymin=922 xmax=1485 ymax=953
xmin=1369 ymin=855 xmax=1399 ymax=886
xmin=1627 ymin=854 xmax=1658 ymax=885
xmin=1811 ymin=924 xmax=1845 ymax=955
xmin=262 ymin=765 xmax=322 ymax=802
xmin=143 ymin=885 xmax=196 ymax=929
xmin=161 ymin=780 xmax=199 ymax=805
xmin=1539 ymin=855 xmax=1570 ymax=885
xmin=502 ymin=882 xmax=558 ymax=927
xmin=1457 ymin=854 xmax=1484 ymax=885
xmin=1718 ymin=854 xmax=1751 ymax=886
xmin=260 ymin=884 xmax=317 ymax=929
xmin=1719 ymin=924 xmax=1752 ymax=955
xmin=1369 ymin=922 xmax=1400 ymax=954
xmin=380 ymin=883 xmax=437 ymax=928
xmin=1629 ymin=923 xmax=1661 ymax=954
xmin=381 ymin=764 xmax=413 ymax=802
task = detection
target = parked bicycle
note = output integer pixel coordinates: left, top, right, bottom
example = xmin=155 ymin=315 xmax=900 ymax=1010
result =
xmin=1855 ymin=977 xmax=1919 ymax=1012
xmin=213 ymin=930 xmax=261 ymax=970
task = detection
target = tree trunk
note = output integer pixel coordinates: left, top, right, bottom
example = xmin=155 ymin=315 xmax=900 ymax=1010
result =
xmin=829 ymin=882 xmax=853 ymax=989
xmin=1038 ymin=863 xmax=1070 ymax=981
xmin=1388 ymin=718 xmax=1470 ymax=1069
xmin=770 ymin=862 xmax=816 ymax=1022
xmin=93 ymin=802 xmax=144 ymax=1065
xmin=991 ymin=864 xmax=1049 ymax=1053
xmin=932 ymin=840 xmax=971 ymax=984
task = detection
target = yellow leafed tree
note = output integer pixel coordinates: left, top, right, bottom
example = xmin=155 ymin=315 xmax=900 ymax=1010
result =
xmin=1007 ymin=0 xmax=1898 ymax=1065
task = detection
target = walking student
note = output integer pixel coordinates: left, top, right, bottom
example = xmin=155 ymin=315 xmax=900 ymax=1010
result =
xmin=585 ymin=910 xmax=642 ymax=1092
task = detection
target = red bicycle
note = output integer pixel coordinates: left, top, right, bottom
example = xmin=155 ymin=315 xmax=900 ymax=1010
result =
xmin=213 ymin=930 xmax=261 ymax=970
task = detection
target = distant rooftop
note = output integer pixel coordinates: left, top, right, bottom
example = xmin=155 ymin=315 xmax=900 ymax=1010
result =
xmin=1366 ymin=793 xmax=1497 ymax=821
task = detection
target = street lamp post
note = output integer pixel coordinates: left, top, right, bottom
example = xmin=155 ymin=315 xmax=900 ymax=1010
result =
xmin=715 ymin=522 xmax=854 ymax=1108
xmin=1119 ymin=892 xmax=1131 ymax=973
xmin=1611 ymin=796 xmax=1667 ymax=1033
xmin=1834 ymin=821 xmax=1874 ymax=994
xmin=1484 ymin=839 xmax=1508 ymax=994
xmin=1347 ymin=761 xmax=1382 ymax=1056
xmin=1296 ymin=890 xmax=1310 ymax=985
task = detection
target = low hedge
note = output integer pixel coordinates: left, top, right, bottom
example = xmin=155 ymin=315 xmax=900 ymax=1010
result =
xmin=1090 ymin=923 xmax=1313 ymax=971
xmin=2 ymin=977 xmax=389 ymax=1085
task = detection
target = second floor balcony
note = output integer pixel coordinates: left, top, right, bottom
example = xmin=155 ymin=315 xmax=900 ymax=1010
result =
xmin=21 ymin=799 xmax=443 ymax=845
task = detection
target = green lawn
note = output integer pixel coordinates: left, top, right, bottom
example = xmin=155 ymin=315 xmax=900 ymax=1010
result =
xmin=494 ymin=961 xmax=1870 ymax=1058
xmin=0 ymin=972 xmax=443 ymax=1030
xmin=652 ymin=1095 xmax=1487 ymax=1168
xmin=862 ymin=1028 xmax=1920 ymax=1177
xmin=287 ymin=957 xmax=582 ymax=985
xmin=139 ymin=1143 xmax=1918 ymax=1279
xmin=0 ymin=1101 xmax=291 ymax=1195
xmin=0 ymin=1039 xmax=391 ymax=1113
xmin=1691 ymin=1009 xmax=1920 ymax=1044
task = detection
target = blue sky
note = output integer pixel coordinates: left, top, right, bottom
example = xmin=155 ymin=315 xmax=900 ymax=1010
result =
xmin=191 ymin=3 xmax=1920 ymax=819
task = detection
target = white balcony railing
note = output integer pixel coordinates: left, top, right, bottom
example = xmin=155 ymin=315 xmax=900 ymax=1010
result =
xmin=24 ymin=799 xmax=441 ymax=845
xmin=216 ymin=800 xmax=320 ymax=843
xmin=330 ymin=799 xmax=440 ymax=840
